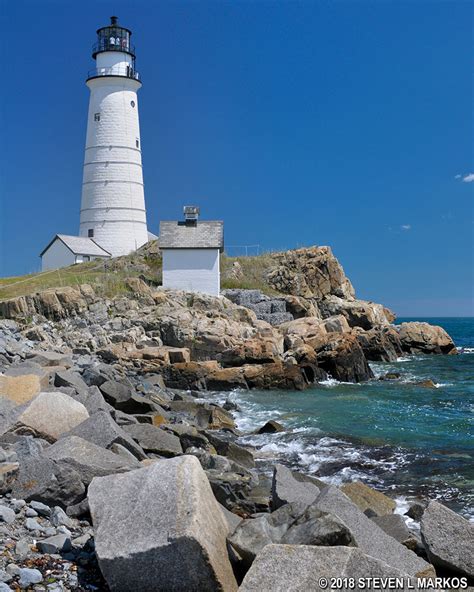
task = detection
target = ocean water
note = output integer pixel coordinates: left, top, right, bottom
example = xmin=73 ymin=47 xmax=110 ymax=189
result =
xmin=207 ymin=318 xmax=474 ymax=520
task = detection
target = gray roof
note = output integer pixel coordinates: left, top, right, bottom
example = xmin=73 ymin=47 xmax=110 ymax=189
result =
xmin=158 ymin=221 xmax=224 ymax=250
xmin=40 ymin=234 xmax=111 ymax=257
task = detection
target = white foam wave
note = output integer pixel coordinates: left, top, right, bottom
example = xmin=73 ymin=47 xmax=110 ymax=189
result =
xmin=458 ymin=347 xmax=474 ymax=354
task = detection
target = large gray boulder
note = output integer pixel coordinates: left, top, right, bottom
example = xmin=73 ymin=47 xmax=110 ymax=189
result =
xmin=228 ymin=501 xmax=353 ymax=568
xmin=420 ymin=500 xmax=474 ymax=577
xmin=11 ymin=456 xmax=85 ymax=508
xmin=88 ymin=455 xmax=237 ymax=591
xmin=99 ymin=380 xmax=156 ymax=413
xmin=272 ymin=464 xmax=320 ymax=509
xmin=54 ymin=370 xmax=88 ymax=392
xmin=314 ymin=485 xmax=435 ymax=577
xmin=239 ymin=545 xmax=418 ymax=592
xmin=27 ymin=351 xmax=73 ymax=367
xmin=43 ymin=436 xmax=140 ymax=485
xmin=69 ymin=385 xmax=113 ymax=416
xmin=61 ymin=411 xmax=147 ymax=460
xmin=122 ymin=423 xmax=182 ymax=457
xmin=10 ymin=392 xmax=89 ymax=442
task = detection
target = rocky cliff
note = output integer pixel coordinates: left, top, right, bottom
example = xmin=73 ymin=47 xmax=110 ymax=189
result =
xmin=0 ymin=246 xmax=456 ymax=390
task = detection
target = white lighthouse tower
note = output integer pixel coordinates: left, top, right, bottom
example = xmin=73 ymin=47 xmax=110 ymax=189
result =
xmin=79 ymin=16 xmax=149 ymax=256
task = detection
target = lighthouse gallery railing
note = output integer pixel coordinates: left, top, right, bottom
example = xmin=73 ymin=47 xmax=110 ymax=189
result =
xmin=87 ymin=66 xmax=141 ymax=81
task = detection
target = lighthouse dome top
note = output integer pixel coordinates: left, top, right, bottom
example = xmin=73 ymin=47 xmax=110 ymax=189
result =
xmin=92 ymin=16 xmax=136 ymax=59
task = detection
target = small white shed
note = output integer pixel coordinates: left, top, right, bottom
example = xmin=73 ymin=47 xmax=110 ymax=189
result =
xmin=158 ymin=208 xmax=224 ymax=297
xmin=40 ymin=234 xmax=111 ymax=271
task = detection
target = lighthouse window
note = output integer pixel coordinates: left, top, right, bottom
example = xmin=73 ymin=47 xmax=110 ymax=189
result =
xmin=88 ymin=229 xmax=94 ymax=237
xmin=130 ymin=100 xmax=135 ymax=108
xmin=136 ymin=138 xmax=140 ymax=148
xmin=94 ymin=113 xmax=100 ymax=122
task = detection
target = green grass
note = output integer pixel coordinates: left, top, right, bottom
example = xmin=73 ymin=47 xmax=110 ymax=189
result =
xmin=220 ymin=253 xmax=280 ymax=295
xmin=0 ymin=249 xmax=281 ymax=301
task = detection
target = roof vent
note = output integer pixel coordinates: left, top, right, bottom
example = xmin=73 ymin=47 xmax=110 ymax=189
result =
xmin=184 ymin=206 xmax=200 ymax=225
xmin=110 ymin=16 xmax=119 ymax=25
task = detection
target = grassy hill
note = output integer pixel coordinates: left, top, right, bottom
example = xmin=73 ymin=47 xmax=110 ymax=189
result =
xmin=0 ymin=242 xmax=278 ymax=301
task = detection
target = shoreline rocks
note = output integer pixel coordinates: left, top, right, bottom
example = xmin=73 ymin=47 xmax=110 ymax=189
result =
xmin=0 ymin=245 xmax=464 ymax=590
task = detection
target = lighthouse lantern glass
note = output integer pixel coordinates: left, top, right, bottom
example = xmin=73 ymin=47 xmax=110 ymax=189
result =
xmin=96 ymin=27 xmax=131 ymax=53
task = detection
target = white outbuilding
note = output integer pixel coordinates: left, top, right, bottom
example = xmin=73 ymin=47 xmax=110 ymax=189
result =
xmin=40 ymin=234 xmax=111 ymax=271
xmin=159 ymin=207 xmax=224 ymax=297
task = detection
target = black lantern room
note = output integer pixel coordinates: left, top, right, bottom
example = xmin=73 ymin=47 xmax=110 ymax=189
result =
xmin=92 ymin=16 xmax=136 ymax=60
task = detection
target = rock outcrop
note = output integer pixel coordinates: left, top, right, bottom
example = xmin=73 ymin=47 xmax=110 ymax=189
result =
xmin=398 ymin=322 xmax=457 ymax=355
xmin=0 ymin=245 xmax=457 ymax=395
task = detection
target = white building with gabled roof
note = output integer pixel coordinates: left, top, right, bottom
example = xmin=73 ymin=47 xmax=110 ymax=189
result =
xmin=158 ymin=207 xmax=224 ymax=296
xmin=40 ymin=234 xmax=111 ymax=271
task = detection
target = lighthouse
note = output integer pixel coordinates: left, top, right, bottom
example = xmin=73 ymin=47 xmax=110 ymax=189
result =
xmin=78 ymin=16 xmax=149 ymax=256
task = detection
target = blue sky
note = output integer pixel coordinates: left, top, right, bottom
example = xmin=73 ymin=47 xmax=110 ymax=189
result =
xmin=1 ymin=0 xmax=473 ymax=316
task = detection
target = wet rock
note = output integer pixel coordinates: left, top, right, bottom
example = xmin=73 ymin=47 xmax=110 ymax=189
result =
xmin=122 ymin=423 xmax=182 ymax=457
xmin=204 ymin=433 xmax=255 ymax=469
xmin=314 ymin=485 xmax=434 ymax=577
xmin=256 ymin=420 xmax=285 ymax=434
xmin=340 ymin=482 xmax=396 ymax=516
xmin=379 ymin=372 xmax=401 ymax=381
xmin=415 ymin=379 xmax=437 ymax=388
xmin=406 ymin=501 xmax=426 ymax=521
xmin=88 ymin=455 xmax=237 ymax=591
xmin=10 ymin=391 xmax=89 ymax=442
xmin=316 ymin=333 xmax=373 ymax=383
xmin=420 ymin=500 xmax=474 ymax=577
xmin=239 ymin=545 xmax=417 ymax=592
xmin=272 ymin=464 xmax=320 ymax=510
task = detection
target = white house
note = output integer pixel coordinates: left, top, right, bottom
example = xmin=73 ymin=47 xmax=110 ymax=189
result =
xmin=158 ymin=207 xmax=224 ymax=297
xmin=40 ymin=235 xmax=111 ymax=271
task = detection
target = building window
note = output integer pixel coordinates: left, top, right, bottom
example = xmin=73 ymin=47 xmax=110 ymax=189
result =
xmin=88 ymin=229 xmax=94 ymax=237
xmin=94 ymin=113 xmax=100 ymax=121
xmin=130 ymin=100 xmax=135 ymax=108
xmin=83 ymin=256 xmax=90 ymax=262
xmin=136 ymin=138 xmax=140 ymax=148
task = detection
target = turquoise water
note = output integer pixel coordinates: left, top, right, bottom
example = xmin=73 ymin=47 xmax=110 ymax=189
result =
xmin=208 ymin=318 xmax=474 ymax=519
